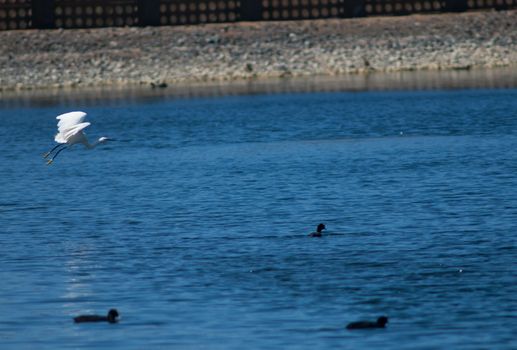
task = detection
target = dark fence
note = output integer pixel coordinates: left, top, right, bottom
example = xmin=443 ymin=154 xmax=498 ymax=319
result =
xmin=0 ymin=0 xmax=515 ymax=30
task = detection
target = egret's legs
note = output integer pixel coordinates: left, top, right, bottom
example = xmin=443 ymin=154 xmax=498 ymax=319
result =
xmin=46 ymin=146 xmax=67 ymax=165
xmin=43 ymin=143 xmax=65 ymax=158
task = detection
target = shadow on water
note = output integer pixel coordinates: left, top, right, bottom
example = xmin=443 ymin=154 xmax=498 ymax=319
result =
xmin=0 ymin=67 xmax=516 ymax=108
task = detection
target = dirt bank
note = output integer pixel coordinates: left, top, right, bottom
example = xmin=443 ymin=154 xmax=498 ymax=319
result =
xmin=0 ymin=10 xmax=515 ymax=91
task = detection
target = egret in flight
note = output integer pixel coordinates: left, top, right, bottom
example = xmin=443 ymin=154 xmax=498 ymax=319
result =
xmin=43 ymin=111 xmax=112 ymax=165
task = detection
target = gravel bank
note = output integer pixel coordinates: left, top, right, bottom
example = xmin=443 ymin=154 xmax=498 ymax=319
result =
xmin=0 ymin=10 xmax=516 ymax=91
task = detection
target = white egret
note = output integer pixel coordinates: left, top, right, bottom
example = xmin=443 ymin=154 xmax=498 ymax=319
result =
xmin=43 ymin=111 xmax=112 ymax=165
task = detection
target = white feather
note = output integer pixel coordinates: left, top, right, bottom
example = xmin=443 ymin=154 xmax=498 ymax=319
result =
xmin=56 ymin=111 xmax=87 ymax=134
xmin=54 ymin=122 xmax=90 ymax=143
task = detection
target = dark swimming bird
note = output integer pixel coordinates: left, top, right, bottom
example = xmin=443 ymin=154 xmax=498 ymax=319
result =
xmin=73 ymin=309 xmax=119 ymax=323
xmin=308 ymin=223 xmax=326 ymax=237
xmin=346 ymin=316 xmax=388 ymax=330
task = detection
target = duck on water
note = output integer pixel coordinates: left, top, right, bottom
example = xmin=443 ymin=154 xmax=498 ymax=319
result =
xmin=73 ymin=309 xmax=119 ymax=323
xmin=346 ymin=316 xmax=388 ymax=330
xmin=308 ymin=223 xmax=326 ymax=237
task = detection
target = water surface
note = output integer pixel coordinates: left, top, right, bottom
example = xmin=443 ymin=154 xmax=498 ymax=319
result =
xmin=0 ymin=88 xmax=516 ymax=349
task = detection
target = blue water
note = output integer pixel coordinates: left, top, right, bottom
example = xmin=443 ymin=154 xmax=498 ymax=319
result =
xmin=0 ymin=88 xmax=516 ymax=349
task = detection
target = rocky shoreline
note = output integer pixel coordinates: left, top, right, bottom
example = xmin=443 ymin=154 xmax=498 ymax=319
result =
xmin=0 ymin=10 xmax=516 ymax=91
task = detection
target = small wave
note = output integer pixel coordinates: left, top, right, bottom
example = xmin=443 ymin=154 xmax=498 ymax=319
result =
xmin=0 ymin=204 xmax=48 ymax=213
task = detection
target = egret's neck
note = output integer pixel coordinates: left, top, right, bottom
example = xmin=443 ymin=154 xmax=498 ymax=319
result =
xmin=85 ymin=139 xmax=103 ymax=149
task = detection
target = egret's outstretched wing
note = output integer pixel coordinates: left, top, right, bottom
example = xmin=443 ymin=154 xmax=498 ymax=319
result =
xmin=56 ymin=111 xmax=87 ymax=133
xmin=55 ymin=122 xmax=91 ymax=143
